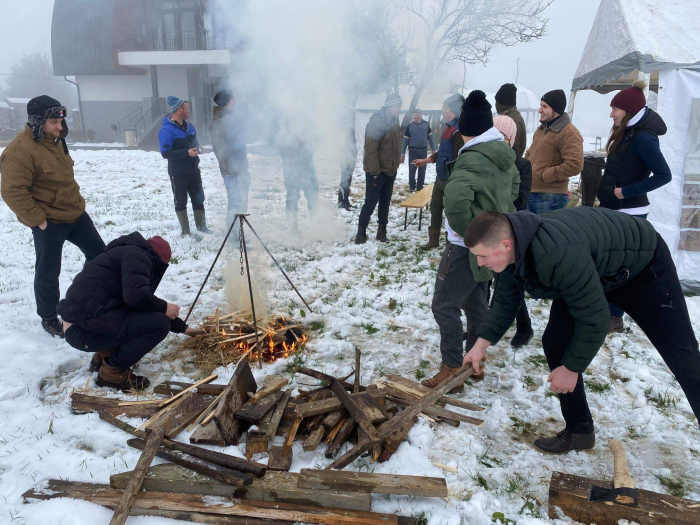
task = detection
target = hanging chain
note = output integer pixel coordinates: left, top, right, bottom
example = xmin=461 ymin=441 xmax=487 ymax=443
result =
xmin=238 ymin=221 xmax=245 ymax=276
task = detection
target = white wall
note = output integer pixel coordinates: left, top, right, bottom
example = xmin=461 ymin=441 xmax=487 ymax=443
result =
xmin=156 ymin=67 xmax=189 ymax=102
xmin=77 ymin=67 xmax=190 ymax=103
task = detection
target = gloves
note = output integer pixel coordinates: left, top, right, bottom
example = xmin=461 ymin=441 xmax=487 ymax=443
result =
xmin=170 ymin=317 xmax=188 ymax=334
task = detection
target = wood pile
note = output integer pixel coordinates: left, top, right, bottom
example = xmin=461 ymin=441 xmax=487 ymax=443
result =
xmin=28 ymin=354 xmax=485 ymax=523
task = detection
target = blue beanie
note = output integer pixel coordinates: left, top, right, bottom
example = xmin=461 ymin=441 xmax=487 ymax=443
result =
xmin=167 ymin=96 xmax=186 ymax=113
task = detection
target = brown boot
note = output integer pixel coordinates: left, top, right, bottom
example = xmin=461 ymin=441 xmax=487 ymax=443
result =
xmin=608 ymin=316 xmax=624 ymax=333
xmin=96 ymin=362 xmax=150 ymax=392
xmin=421 ymin=363 xmax=464 ymax=392
xmin=419 ymin=227 xmax=440 ymax=250
xmin=89 ymin=350 xmax=114 ymax=373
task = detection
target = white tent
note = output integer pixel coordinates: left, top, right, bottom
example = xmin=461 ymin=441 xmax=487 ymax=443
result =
xmin=571 ymin=0 xmax=700 ymax=290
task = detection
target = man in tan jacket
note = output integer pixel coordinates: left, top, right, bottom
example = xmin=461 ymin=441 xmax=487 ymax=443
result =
xmin=0 ymin=96 xmax=105 ymax=338
xmin=525 ymin=89 xmax=584 ymax=213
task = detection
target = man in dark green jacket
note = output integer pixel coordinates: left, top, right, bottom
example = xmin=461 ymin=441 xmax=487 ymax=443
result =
xmin=462 ymin=207 xmax=700 ymax=453
xmin=423 ymin=90 xmax=520 ymax=389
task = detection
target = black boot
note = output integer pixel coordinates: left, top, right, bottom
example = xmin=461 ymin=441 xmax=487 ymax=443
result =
xmin=41 ymin=317 xmax=65 ymax=338
xmin=355 ymin=225 xmax=367 ymax=244
xmin=511 ymin=328 xmax=534 ymax=347
xmin=533 ymin=427 xmax=595 ymax=454
xmin=337 ymin=189 xmax=345 ymax=209
xmin=376 ymin=224 xmax=389 ymax=243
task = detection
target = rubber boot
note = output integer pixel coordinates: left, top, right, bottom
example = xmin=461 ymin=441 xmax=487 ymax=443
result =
xmin=176 ymin=210 xmax=190 ymax=236
xmin=96 ymin=362 xmax=150 ymax=392
xmin=419 ymin=227 xmax=440 ymax=250
xmin=376 ymin=224 xmax=389 ymax=243
xmin=89 ymin=350 xmax=114 ymax=373
xmin=355 ymin=225 xmax=367 ymax=245
xmin=193 ymin=209 xmax=211 ymax=233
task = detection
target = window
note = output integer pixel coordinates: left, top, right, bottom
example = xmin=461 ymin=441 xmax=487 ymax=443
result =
xmin=677 ymin=98 xmax=700 ymax=251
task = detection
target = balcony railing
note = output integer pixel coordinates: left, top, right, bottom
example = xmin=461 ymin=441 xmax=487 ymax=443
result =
xmin=121 ymin=30 xmax=222 ymax=52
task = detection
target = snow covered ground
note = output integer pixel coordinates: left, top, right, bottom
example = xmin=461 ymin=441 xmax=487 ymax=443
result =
xmin=0 ymin=146 xmax=699 ymax=525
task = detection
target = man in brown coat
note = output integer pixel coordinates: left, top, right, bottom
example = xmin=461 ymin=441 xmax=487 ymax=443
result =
xmin=0 ymin=96 xmax=105 ymax=338
xmin=525 ymin=89 xmax=584 ymax=213
xmin=355 ymin=93 xmax=403 ymax=244
xmin=495 ymin=83 xmax=527 ymax=158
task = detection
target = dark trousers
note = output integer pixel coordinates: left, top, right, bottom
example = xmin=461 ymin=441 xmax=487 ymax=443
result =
xmin=516 ymin=302 xmax=532 ymax=332
xmin=429 ymin=177 xmax=448 ymax=231
xmin=170 ymin=172 xmax=205 ymax=212
xmin=65 ymin=311 xmax=171 ymax=370
xmin=432 ymin=243 xmax=489 ymax=367
xmin=610 ymin=212 xmax=648 ymax=318
xmin=32 ymin=213 xmax=105 ymax=320
xmin=543 ymin=235 xmax=700 ymax=432
xmin=282 ymin=155 xmax=319 ymax=215
xmin=359 ymin=172 xmax=395 ymax=228
xmin=408 ymin=149 xmax=428 ymax=190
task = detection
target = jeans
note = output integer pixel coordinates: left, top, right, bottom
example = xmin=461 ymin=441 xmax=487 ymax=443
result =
xmin=544 ymin=234 xmax=700 ymax=431
xmin=527 ymin=192 xmax=568 ymax=214
xmin=170 ymin=172 xmax=205 ymax=212
xmin=65 ymin=311 xmax=171 ymax=370
xmin=358 ymin=172 xmax=395 ymax=228
xmin=32 ymin=213 xmax=105 ymax=320
xmin=281 ymin=153 xmax=319 ymax=215
xmin=610 ymin=212 xmax=648 ymax=318
xmin=223 ymin=173 xmax=251 ymax=227
xmin=408 ymin=148 xmax=428 ymax=190
xmin=432 ymin=243 xmax=489 ymax=367
xmin=429 ymin=177 xmax=448 ymax=231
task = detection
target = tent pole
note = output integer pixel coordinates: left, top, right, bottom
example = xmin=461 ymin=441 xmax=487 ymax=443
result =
xmin=567 ymin=90 xmax=578 ymax=123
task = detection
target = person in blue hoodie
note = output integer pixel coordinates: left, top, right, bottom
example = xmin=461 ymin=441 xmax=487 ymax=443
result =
xmin=597 ymin=80 xmax=672 ymax=333
xmin=158 ymin=96 xmax=209 ymax=235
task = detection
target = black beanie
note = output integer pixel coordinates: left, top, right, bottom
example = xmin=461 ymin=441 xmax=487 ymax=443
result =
xmin=459 ymin=90 xmax=493 ymax=137
xmin=541 ymin=89 xmax=567 ymax=115
xmin=213 ymin=89 xmax=233 ymax=107
xmin=495 ymin=83 xmax=517 ymax=107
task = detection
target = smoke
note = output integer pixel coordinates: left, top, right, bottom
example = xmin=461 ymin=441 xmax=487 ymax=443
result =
xmin=223 ymin=258 xmax=269 ymax=316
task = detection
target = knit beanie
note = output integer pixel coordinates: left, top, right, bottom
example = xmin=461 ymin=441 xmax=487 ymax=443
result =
xmin=167 ymin=96 xmax=186 ymax=113
xmin=148 ymin=236 xmax=172 ymax=264
xmin=459 ymin=90 xmax=493 ymax=137
xmin=541 ymin=90 xmax=567 ymax=115
xmin=213 ymin=89 xmax=233 ymax=107
xmin=444 ymin=93 xmax=465 ymax=117
xmin=493 ymin=115 xmax=517 ymax=146
xmin=495 ymin=83 xmax=517 ymax=107
xmin=610 ymin=79 xmax=647 ymax=115
xmin=383 ymin=93 xmax=402 ymax=108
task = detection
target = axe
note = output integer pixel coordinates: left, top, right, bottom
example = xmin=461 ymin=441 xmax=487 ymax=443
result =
xmin=587 ymin=439 xmax=639 ymax=506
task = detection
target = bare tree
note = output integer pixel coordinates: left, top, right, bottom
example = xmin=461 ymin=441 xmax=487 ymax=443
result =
xmin=391 ymin=0 xmax=552 ymax=126
xmin=0 ymin=52 xmax=77 ymax=108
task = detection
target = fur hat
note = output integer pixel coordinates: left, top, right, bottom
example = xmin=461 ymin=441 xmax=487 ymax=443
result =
xmin=611 ymin=79 xmax=647 ymax=115
xmin=27 ymin=95 xmax=69 ymax=152
xmin=148 ymin=236 xmax=172 ymax=264
xmin=493 ymin=115 xmax=517 ymax=146
xmin=459 ymin=90 xmax=493 ymax=137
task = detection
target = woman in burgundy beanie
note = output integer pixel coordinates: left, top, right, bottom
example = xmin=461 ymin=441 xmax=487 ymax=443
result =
xmin=598 ymin=79 xmax=672 ymax=333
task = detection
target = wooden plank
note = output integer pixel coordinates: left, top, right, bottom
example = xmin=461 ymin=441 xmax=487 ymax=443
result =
xmin=248 ymin=402 xmax=276 ymax=436
xmin=214 ymin=359 xmax=257 ymax=445
xmin=299 ymin=469 xmax=448 ymax=498
xmin=157 ymin=373 xmax=217 ymax=408
xmin=266 ymin=390 xmax=292 ymax=439
xmin=128 ymin=438 xmax=254 ymax=487
xmin=296 ymin=391 xmax=385 ymax=419
xmin=235 ymin=389 xmax=285 ymax=424
xmin=109 ymin=428 xmax=165 ymax=525
xmin=353 ymin=347 xmax=361 ymax=393
xmin=154 ymin=381 xmax=226 ymax=397
xmin=190 ymin=421 xmax=226 ymax=447
xmin=328 ymin=364 xmax=476 ymax=470
xmin=189 ymin=391 xmax=225 ymax=431
xmin=157 ymin=393 xmax=216 ymax=438
xmin=322 ymin=409 xmax=348 ymax=430
xmin=383 ymin=416 xmax=417 ymax=455
xmin=354 ymin=393 xmax=388 ymax=423
xmin=99 ymin=412 xmax=265 ymax=477
xmin=268 ymin=446 xmax=293 ymax=472
xmin=303 ymin=426 xmax=326 ymax=452
xmin=245 ymin=435 xmax=269 ymax=459
xmin=24 ymin=480 xmax=399 ymax=524
xmin=71 ymin=393 xmax=159 ymax=419
xmin=248 ymin=375 xmax=288 ymax=403
xmin=295 ymin=367 xmax=365 ymax=393
xmin=386 ymin=393 xmax=483 ymax=427
xmin=325 ymin=418 xmax=356 ymax=459
xmin=136 ymin=390 xmax=198 ymax=432
xmin=119 ymin=508 xmax=288 ymax=525
xmin=380 ymin=375 xmax=485 ymax=412
xmin=400 ymin=184 xmax=433 ymax=208
xmin=548 ymin=471 xmax=700 ymax=525
xmin=110 ymin=465 xmax=371 ymax=512
xmin=282 ymin=415 xmax=303 ymax=455
xmin=330 ymin=380 xmax=381 ymax=442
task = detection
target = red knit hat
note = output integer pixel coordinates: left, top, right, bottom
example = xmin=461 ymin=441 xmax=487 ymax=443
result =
xmin=148 ymin=236 xmax=172 ymax=263
xmin=610 ymin=79 xmax=647 ymax=115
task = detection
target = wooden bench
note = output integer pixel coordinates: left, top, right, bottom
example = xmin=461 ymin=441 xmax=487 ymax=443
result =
xmin=400 ymin=184 xmax=433 ymax=231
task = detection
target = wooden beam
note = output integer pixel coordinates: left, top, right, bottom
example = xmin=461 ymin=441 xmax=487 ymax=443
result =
xmin=298 ymin=469 xmax=448 ymax=498
xmin=383 ymin=416 xmax=417 ymax=455
xmin=157 ymin=374 xmax=217 ymax=409
xmin=109 ymin=427 xmax=165 ymax=525
xmin=330 ymin=380 xmax=381 ymax=442
xmin=266 ymin=390 xmax=292 ymax=440
xmin=295 ymin=391 xmax=385 ymax=419
xmin=245 ymin=435 xmax=269 ymax=460
xmin=154 ymin=381 xmax=225 ymax=397
xmin=214 ymin=360 xmax=257 ymax=446
xmin=303 ymin=426 xmax=326 ymax=452
xmin=71 ymin=393 xmax=159 ymax=419
xmin=548 ymin=471 xmax=700 ymax=525
xmin=109 ymin=464 xmax=371 ymax=511
xmin=23 ymin=480 xmax=401 ymax=524
xmin=386 ymin=393 xmax=483 ymax=427
xmin=353 ymin=348 xmax=361 ymax=393
xmin=235 ymin=390 xmax=285 ymax=424
xmin=267 ymin=446 xmax=293 ymax=472
xmin=322 ymin=410 xmax=347 ymax=430
xmin=190 ymin=421 xmax=226 ymax=447
xmin=325 ymin=418 xmax=356 ymax=459
xmin=247 ymin=375 xmax=289 ymax=403
xmin=128 ymin=438 xmax=254 ymax=487
xmin=143 ymin=393 xmax=216 ymax=438
xmin=379 ymin=375 xmax=484 ymax=412
xmin=295 ymin=367 xmax=365 ymax=392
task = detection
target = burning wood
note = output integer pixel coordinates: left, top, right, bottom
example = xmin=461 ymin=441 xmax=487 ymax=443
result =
xmin=182 ymin=310 xmax=307 ymax=374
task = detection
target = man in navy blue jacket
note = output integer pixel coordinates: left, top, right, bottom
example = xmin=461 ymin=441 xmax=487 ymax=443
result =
xmin=159 ymin=96 xmax=209 ymax=235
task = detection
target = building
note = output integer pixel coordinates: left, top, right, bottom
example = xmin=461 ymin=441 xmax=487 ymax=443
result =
xmin=51 ymin=0 xmax=237 ymax=145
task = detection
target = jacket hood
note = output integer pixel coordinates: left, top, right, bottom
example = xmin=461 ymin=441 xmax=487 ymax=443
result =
xmin=106 ymin=232 xmax=169 ymax=284
xmin=635 ymin=108 xmax=667 ymax=137
xmin=505 ymin=210 xmax=544 ymax=272
xmin=459 ymin=139 xmax=516 ymax=171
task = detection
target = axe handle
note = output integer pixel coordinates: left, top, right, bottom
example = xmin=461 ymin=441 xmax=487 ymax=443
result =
xmin=608 ymin=439 xmax=636 ymax=505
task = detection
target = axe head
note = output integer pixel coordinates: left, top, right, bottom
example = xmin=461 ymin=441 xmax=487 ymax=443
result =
xmin=587 ymin=484 xmax=639 ymax=506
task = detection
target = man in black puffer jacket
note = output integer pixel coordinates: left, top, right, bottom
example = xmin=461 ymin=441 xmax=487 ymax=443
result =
xmin=57 ymin=233 xmax=192 ymax=391
xmin=462 ymin=207 xmax=700 ymax=453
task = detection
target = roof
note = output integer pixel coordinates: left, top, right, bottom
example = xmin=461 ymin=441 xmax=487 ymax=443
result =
xmin=0 ymin=102 xmax=10 ymax=109
xmin=6 ymin=98 xmax=30 ymax=105
xmin=573 ymin=0 xmax=700 ymax=92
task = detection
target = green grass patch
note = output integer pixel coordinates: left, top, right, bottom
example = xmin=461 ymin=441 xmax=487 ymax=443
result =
xmin=645 ymin=386 xmax=679 ymax=414
xmin=308 ymin=320 xmax=325 ymax=331
xmin=584 ymin=378 xmax=612 ymax=393
xmin=657 ymin=475 xmax=687 ymax=498
xmin=360 ymin=322 xmax=380 ymax=335
xmin=510 ymin=416 xmax=537 ymax=436
xmin=526 ymin=354 xmax=548 ymax=368
xmin=523 ymin=375 xmax=535 ymax=388
xmin=415 ymin=369 xmax=426 ymax=381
